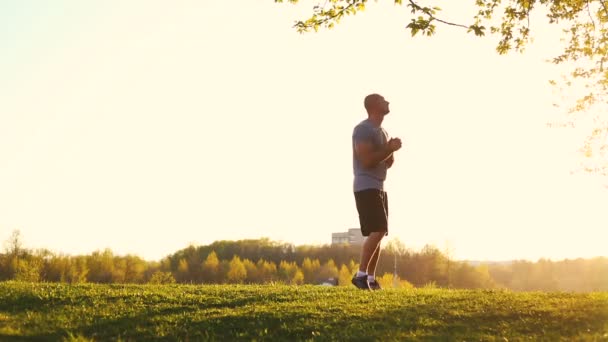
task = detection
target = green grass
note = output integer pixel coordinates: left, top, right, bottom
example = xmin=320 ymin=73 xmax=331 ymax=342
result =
xmin=0 ymin=281 xmax=606 ymax=341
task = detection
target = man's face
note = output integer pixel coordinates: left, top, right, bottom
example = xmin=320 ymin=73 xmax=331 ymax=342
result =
xmin=378 ymin=96 xmax=390 ymax=115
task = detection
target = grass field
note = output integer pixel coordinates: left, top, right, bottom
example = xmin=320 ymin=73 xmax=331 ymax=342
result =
xmin=0 ymin=281 xmax=606 ymax=341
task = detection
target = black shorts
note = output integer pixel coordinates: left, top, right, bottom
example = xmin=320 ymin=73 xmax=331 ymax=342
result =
xmin=354 ymin=189 xmax=388 ymax=237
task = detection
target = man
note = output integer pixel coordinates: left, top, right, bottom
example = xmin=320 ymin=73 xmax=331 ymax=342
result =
xmin=351 ymin=93 xmax=402 ymax=290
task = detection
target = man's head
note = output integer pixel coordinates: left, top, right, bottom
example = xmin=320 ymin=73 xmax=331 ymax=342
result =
xmin=364 ymin=94 xmax=390 ymax=117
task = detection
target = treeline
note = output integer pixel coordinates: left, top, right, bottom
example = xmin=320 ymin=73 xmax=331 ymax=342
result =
xmin=1 ymin=231 xmax=606 ymax=291
xmin=488 ymin=258 xmax=608 ymax=292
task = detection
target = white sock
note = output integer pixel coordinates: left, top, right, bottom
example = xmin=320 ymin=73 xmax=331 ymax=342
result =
xmin=367 ymin=275 xmax=375 ymax=282
xmin=356 ymin=271 xmax=367 ymax=277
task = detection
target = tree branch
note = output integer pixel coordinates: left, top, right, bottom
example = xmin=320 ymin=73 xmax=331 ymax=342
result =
xmin=599 ymin=0 xmax=608 ymax=16
xmin=407 ymin=0 xmax=469 ymax=29
xmin=295 ymin=2 xmax=356 ymax=30
xmin=587 ymin=0 xmax=597 ymax=30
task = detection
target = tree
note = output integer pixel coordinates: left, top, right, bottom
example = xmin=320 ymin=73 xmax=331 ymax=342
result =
xmin=348 ymin=260 xmax=358 ymax=275
xmin=112 ymin=257 xmax=127 ymax=283
xmin=385 ymin=238 xmax=408 ymax=256
xmin=377 ymin=272 xmax=415 ymax=289
xmin=43 ymin=255 xmax=69 ymax=282
xmin=13 ymin=258 xmax=41 ymax=282
xmin=301 ymin=257 xmax=321 ymax=283
xmin=278 ymin=261 xmax=291 ymax=282
xmin=87 ymin=249 xmax=115 ymax=283
xmin=201 ymin=251 xmax=220 ymax=283
xmin=5 ymin=230 xmax=23 ymax=257
xmin=292 ymin=269 xmax=305 ymax=285
xmin=338 ymin=264 xmax=352 ymax=286
xmin=218 ymin=260 xmax=230 ymax=283
xmin=510 ymin=260 xmax=536 ymax=290
xmin=443 ymin=242 xmax=455 ymax=288
xmin=176 ymin=258 xmax=190 ymax=283
xmin=123 ymin=255 xmax=146 ymax=284
xmin=279 ymin=261 xmax=302 ymax=284
xmin=149 ymin=271 xmax=176 ymax=284
xmin=411 ymin=245 xmax=448 ymax=286
xmin=257 ymin=259 xmax=278 ymax=283
xmin=66 ymin=256 xmax=89 ymax=284
xmin=226 ymin=256 xmax=247 ymax=283
xmin=243 ymin=258 xmax=260 ymax=283
xmin=277 ymin=0 xmax=608 ymax=179
xmin=317 ymin=259 xmax=339 ymax=283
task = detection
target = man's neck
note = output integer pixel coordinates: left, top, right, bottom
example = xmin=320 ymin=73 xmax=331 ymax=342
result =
xmin=367 ymin=114 xmax=383 ymax=127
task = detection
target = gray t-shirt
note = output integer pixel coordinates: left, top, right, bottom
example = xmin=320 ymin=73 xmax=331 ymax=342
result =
xmin=352 ymin=118 xmax=389 ymax=192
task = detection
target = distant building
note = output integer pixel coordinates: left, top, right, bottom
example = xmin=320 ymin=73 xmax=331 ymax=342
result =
xmin=331 ymin=228 xmax=364 ymax=246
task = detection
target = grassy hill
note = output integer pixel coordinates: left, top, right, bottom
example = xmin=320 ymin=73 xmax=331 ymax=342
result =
xmin=0 ymin=281 xmax=606 ymax=341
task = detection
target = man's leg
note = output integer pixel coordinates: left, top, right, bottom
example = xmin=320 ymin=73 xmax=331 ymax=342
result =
xmin=352 ymin=189 xmax=387 ymax=290
xmin=358 ymin=232 xmax=384 ymax=273
xmin=367 ymin=191 xmax=388 ymax=281
xmin=367 ymin=240 xmax=383 ymax=276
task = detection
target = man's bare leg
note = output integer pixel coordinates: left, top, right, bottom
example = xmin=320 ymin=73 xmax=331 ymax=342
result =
xmin=367 ymin=241 xmax=382 ymax=276
xmin=358 ymin=232 xmax=385 ymax=273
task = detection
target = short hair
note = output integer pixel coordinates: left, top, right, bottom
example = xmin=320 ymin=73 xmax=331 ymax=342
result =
xmin=364 ymin=93 xmax=381 ymax=112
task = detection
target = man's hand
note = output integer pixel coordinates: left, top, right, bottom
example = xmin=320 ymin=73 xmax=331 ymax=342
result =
xmin=355 ymin=137 xmax=402 ymax=170
xmin=386 ymin=154 xmax=394 ymax=168
xmin=388 ymin=137 xmax=402 ymax=152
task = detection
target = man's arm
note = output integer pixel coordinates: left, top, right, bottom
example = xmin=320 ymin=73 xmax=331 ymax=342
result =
xmin=353 ymin=125 xmax=401 ymax=169
xmin=386 ymin=153 xmax=394 ymax=168
xmin=355 ymin=142 xmax=395 ymax=169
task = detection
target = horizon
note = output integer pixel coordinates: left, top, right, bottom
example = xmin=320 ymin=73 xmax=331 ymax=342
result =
xmin=2 ymin=1 xmax=607 ymax=263
xmin=5 ymin=229 xmax=606 ymax=264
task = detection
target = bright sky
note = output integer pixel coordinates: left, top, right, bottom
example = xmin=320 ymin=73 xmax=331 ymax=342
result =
xmin=1 ymin=1 xmax=606 ymax=262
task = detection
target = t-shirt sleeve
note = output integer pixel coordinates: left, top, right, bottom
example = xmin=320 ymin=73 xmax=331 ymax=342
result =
xmin=353 ymin=125 xmax=374 ymax=146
